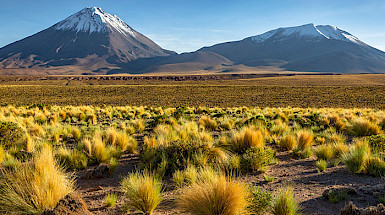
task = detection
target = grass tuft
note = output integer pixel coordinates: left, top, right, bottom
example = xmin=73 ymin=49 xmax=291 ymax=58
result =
xmin=121 ymin=170 xmax=162 ymax=215
xmin=273 ymin=186 xmax=300 ymax=215
xmin=105 ymin=193 xmax=118 ymax=208
xmin=177 ymin=175 xmax=251 ymax=215
xmin=0 ymin=145 xmax=74 ymax=214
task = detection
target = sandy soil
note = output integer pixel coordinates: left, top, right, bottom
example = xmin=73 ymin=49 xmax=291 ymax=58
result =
xmin=74 ymin=144 xmax=384 ymax=215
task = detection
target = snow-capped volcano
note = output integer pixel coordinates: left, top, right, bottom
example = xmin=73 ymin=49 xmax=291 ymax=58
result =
xmin=251 ymin=24 xmax=361 ymax=44
xmin=53 ymin=7 xmax=136 ymax=37
xmin=200 ymin=24 xmax=385 ymax=73
xmin=0 ymin=7 xmax=175 ymax=75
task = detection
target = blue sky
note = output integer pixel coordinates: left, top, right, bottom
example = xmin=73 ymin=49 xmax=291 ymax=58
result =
xmin=1 ymin=0 xmax=384 ymax=53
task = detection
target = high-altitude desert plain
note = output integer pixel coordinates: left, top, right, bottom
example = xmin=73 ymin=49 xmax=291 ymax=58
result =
xmin=1 ymin=4 xmax=385 ymax=215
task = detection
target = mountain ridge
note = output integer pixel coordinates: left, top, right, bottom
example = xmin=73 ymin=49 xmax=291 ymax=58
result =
xmin=0 ymin=8 xmax=385 ymax=75
xmin=199 ymin=24 xmax=385 ymax=73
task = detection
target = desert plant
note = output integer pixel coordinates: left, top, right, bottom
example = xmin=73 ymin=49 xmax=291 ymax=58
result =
xmin=273 ymin=186 xmax=300 ymax=215
xmin=230 ymin=127 xmax=265 ymax=153
xmin=199 ymin=116 xmax=218 ymax=131
xmin=332 ymin=142 xmax=349 ymax=159
xmin=105 ymin=193 xmax=118 ymax=207
xmin=343 ymin=141 xmax=371 ymax=174
xmin=241 ymin=147 xmax=276 ymax=172
xmin=71 ymin=127 xmax=81 ymax=140
xmin=57 ymin=148 xmax=88 ymax=170
xmin=0 ymin=146 xmax=74 ymax=214
xmin=106 ymin=127 xmax=118 ymax=145
xmin=250 ymin=187 xmax=273 ymax=215
xmin=121 ymin=170 xmax=163 ymax=215
xmin=279 ymin=135 xmax=297 ymax=150
xmin=109 ymin=157 xmax=118 ymax=174
xmin=316 ymin=160 xmax=327 ymax=172
xmin=172 ymin=170 xmax=185 ymax=188
xmin=348 ymin=119 xmax=382 ymax=137
xmin=0 ymin=146 xmax=4 ymax=164
xmin=115 ymin=131 xmax=137 ymax=153
xmin=364 ymin=156 xmax=385 ymax=177
xmin=293 ymin=147 xmax=313 ymax=159
xmin=315 ymin=144 xmax=334 ymax=160
xmin=25 ymin=133 xmax=35 ymax=153
xmin=365 ymin=135 xmax=385 ymax=154
xmin=0 ymin=121 xmax=25 ymax=148
xmin=177 ymin=175 xmax=251 ymax=215
xmin=324 ymin=189 xmax=347 ymax=203
xmin=264 ymin=174 xmax=275 ymax=183
xmin=82 ymin=138 xmax=92 ymax=156
xmin=297 ymin=130 xmax=314 ymax=150
xmin=183 ymin=165 xmax=199 ymax=186
xmin=93 ymin=133 xmax=110 ymax=163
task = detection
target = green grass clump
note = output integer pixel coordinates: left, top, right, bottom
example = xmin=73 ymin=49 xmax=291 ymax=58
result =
xmin=343 ymin=141 xmax=371 ymax=174
xmin=56 ymin=148 xmax=88 ymax=170
xmin=109 ymin=157 xmax=118 ymax=174
xmin=172 ymin=170 xmax=185 ymax=188
xmin=293 ymin=147 xmax=313 ymax=159
xmin=241 ymin=147 xmax=276 ymax=172
xmin=315 ymin=144 xmax=334 ymax=160
xmin=177 ymin=175 xmax=251 ymax=215
xmin=250 ymin=187 xmax=273 ymax=215
xmin=324 ymin=189 xmax=347 ymax=203
xmin=105 ymin=193 xmax=118 ymax=207
xmin=273 ymin=186 xmax=300 ymax=215
xmin=316 ymin=160 xmax=327 ymax=172
xmin=264 ymin=174 xmax=275 ymax=183
xmin=121 ymin=170 xmax=162 ymax=215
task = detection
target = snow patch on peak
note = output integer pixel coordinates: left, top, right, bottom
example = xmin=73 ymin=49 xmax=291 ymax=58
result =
xmin=251 ymin=23 xmax=361 ymax=44
xmin=316 ymin=25 xmax=361 ymax=43
xmin=53 ymin=7 xmax=136 ymax=37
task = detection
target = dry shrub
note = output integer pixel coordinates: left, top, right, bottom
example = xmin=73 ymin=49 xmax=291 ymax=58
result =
xmin=199 ymin=116 xmax=218 ymax=131
xmin=115 ymin=131 xmax=137 ymax=153
xmin=106 ymin=127 xmax=118 ymax=145
xmin=177 ymin=175 xmax=251 ymax=215
xmin=297 ymin=130 xmax=314 ymax=150
xmin=348 ymin=118 xmax=382 ymax=137
xmin=0 ymin=145 xmax=74 ymax=214
xmin=230 ymin=127 xmax=264 ymax=153
xmin=279 ymin=135 xmax=297 ymax=150
xmin=93 ymin=132 xmax=109 ymax=163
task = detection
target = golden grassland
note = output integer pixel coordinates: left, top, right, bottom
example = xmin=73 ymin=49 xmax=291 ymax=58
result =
xmin=0 ymin=105 xmax=385 ymax=214
xmin=0 ymin=74 xmax=385 ymax=108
